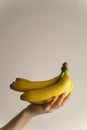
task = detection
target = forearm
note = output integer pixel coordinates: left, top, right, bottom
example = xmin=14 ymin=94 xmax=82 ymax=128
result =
xmin=1 ymin=106 xmax=36 ymax=130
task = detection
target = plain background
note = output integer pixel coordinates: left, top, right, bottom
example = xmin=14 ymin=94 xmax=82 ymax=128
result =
xmin=0 ymin=0 xmax=87 ymax=130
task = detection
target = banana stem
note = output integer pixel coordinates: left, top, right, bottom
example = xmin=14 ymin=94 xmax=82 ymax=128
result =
xmin=60 ymin=62 xmax=69 ymax=78
xmin=61 ymin=62 xmax=68 ymax=71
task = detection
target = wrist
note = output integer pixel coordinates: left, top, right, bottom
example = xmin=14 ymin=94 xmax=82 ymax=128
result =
xmin=24 ymin=105 xmax=37 ymax=118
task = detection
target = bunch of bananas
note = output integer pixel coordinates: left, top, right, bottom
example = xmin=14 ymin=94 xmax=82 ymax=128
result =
xmin=10 ymin=62 xmax=74 ymax=104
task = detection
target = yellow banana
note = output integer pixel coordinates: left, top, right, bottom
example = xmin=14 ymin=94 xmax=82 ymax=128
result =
xmin=31 ymin=77 xmax=74 ymax=104
xmin=20 ymin=71 xmax=74 ymax=104
xmin=16 ymin=77 xmax=31 ymax=82
xmin=10 ymin=72 xmax=63 ymax=92
xmin=10 ymin=63 xmax=67 ymax=92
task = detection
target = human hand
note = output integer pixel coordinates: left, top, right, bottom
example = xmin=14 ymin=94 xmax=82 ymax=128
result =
xmin=0 ymin=93 xmax=71 ymax=130
xmin=26 ymin=93 xmax=71 ymax=116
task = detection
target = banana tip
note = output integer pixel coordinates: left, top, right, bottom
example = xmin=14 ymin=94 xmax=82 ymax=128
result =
xmin=20 ymin=94 xmax=24 ymax=100
xmin=10 ymin=84 xmax=13 ymax=89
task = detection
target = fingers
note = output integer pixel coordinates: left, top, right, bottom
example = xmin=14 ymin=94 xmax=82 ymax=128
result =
xmin=56 ymin=93 xmax=66 ymax=106
xmin=44 ymin=97 xmax=57 ymax=112
xmin=62 ymin=93 xmax=71 ymax=106
xmin=44 ymin=93 xmax=66 ymax=112
xmin=47 ymin=97 xmax=57 ymax=106
xmin=52 ymin=93 xmax=66 ymax=109
xmin=43 ymin=93 xmax=71 ymax=113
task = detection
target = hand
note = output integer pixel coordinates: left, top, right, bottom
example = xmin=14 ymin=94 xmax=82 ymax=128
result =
xmin=0 ymin=93 xmax=71 ymax=130
xmin=26 ymin=93 xmax=71 ymax=116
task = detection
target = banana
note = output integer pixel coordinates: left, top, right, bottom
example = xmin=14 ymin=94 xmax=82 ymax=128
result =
xmin=10 ymin=71 xmax=64 ymax=92
xmin=16 ymin=78 xmax=31 ymax=82
xmin=10 ymin=63 xmax=68 ymax=92
xmin=9 ymin=62 xmax=74 ymax=104
xmin=31 ymin=77 xmax=74 ymax=104
xmin=20 ymin=71 xmax=74 ymax=104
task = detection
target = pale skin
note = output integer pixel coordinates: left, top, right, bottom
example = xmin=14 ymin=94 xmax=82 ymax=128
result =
xmin=0 ymin=93 xmax=71 ymax=130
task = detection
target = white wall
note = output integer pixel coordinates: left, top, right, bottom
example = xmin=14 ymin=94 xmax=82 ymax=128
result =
xmin=0 ymin=0 xmax=87 ymax=130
